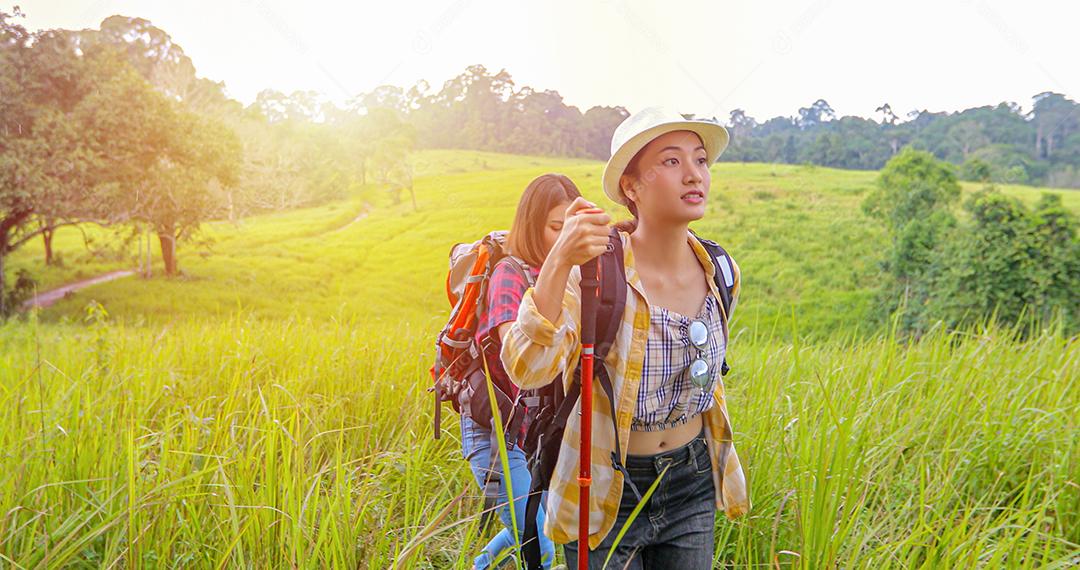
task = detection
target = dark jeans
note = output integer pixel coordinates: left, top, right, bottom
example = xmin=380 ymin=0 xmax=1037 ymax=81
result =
xmin=563 ymin=427 xmax=717 ymax=569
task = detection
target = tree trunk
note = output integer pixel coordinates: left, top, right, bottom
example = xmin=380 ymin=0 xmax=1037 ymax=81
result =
xmin=158 ymin=230 xmax=178 ymax=276
xmin=0 ymin=248 xmax=6 ymax=317
xmin=43 ymin=227 xmax=54 ymax=266
xmin=146 ymin=227 xmax=152 ymax=278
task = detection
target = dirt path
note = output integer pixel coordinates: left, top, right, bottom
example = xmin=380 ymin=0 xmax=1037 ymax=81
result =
xmin=331 ymin=202 xmax=371 ymax=233
xmin=19 ymin=201 xmax=375 ymax=312
xmin=21 ymin=269 xmax=136 ymax=310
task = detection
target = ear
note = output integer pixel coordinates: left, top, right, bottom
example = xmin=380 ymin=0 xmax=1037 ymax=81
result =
xmin=619 ymin=175 xmax=637 ymax=202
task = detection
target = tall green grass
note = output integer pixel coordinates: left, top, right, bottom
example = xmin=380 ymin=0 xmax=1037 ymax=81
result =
xmin=2 ymin=150 xmax=1078 ymax=567
xmin=1 ymin=308 xmax=1074 ymax=567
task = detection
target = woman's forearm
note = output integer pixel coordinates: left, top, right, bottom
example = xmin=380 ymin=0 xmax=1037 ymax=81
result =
xmin=532 ymin=250 xmax=574 ymax=325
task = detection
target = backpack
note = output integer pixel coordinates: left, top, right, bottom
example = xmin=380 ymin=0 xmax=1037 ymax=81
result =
xmin=429 ymin=230 xmax=536 ymax=522
xmin=518 ymin=227 xmax=737 ymax=570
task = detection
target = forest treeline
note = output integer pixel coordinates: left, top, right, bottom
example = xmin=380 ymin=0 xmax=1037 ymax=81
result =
xmin=266 ymin=72 xmax=1080 ymax=190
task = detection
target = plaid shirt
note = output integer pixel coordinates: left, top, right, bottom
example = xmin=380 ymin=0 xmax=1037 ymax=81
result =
xmin=476 ymin=258 xmax=540 ymax=401
xmin=500 ymin=229 xmax=749 ymax=549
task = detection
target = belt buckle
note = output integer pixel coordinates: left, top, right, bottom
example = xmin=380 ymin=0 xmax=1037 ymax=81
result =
xmin=654 ymin=454 xmax=673 ymax=472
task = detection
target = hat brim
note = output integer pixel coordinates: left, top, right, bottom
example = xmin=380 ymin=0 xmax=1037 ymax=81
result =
xmin=602 ymin=121 xmax=729 ymax=206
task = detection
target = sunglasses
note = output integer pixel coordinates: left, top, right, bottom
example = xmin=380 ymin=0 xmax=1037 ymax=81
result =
xmin=687 ymin=319 xmax=712 ymax=395
xmin=662 ymin=318 xmax=713 ymax=425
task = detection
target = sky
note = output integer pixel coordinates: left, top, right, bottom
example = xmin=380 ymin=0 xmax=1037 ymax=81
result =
xmin=14 ymin=0 xmax=1080 ymax=122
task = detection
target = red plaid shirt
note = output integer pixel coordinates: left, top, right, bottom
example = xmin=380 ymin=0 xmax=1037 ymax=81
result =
xmin=476 ymin=257 xmax=539 ymax=401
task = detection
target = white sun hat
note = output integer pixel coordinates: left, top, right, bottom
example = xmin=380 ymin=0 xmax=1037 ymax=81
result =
xmin=601 ymin=106 xmax=730 ymax=206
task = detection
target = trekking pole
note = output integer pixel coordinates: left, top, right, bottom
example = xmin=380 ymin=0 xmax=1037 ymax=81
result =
xmin=577 ymin=255 xmax=601 ymax=570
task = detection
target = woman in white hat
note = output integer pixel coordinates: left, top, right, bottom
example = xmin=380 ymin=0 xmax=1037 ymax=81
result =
xmin=500 ymin=106 xmax=750 ymax=568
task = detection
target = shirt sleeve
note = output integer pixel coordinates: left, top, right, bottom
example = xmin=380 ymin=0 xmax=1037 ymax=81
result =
xmin=499 ymin=266 xmax=583 ymax=391
xmin=485 ymin=260 xmax=529 ymax=337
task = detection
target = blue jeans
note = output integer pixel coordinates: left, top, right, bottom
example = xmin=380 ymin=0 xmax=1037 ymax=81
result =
xmin=461 ymin=415 xmax=556 ymax=569
xmin=563 ymin=428 xmax=717 ymax=569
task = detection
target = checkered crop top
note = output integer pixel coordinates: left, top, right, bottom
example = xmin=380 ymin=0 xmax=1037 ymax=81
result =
xmin=631 ymin=293 xmax=727 ymax=432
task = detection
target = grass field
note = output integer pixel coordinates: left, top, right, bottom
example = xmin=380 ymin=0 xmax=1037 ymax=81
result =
xmin=1 ymin=151 xmax=1077 ymax=568
xmin=15 ymin=151 xmax=1079 ymax=340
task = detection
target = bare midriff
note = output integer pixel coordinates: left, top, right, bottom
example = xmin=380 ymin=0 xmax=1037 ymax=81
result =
xmin=626 ymin=413 xmax=704 ymax=455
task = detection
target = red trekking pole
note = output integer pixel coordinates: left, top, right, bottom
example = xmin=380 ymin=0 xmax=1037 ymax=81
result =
xmin=577 ymin=255 xmax=601 ymax=570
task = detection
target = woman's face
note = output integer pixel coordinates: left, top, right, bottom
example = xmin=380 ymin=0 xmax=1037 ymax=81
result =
xmin=620 ymin=130 xmax=711 ymax=224
xmin=540 ymin=201 xmax=570 ymax=262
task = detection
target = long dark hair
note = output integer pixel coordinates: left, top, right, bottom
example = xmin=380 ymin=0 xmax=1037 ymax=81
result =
xmin=507 ymin=173 xmax=582 ymax=267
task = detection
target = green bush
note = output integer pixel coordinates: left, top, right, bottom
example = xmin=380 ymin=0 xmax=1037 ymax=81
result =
xmin=866 ymin=150 xmax=1080 ymax=337
xmin=862 ymin=148 xmax=960 ymax=232
xmin=1 ymin=268 xmax=36 ymax=318
xmin=931 ymin=190 xmax=1079 ymax=334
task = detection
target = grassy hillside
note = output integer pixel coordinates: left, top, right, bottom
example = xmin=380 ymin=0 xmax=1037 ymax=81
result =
xmin=1 ymin=151 xmax=1077 ymax=568
xmin=13 ymin=150 xmax=1078 ymax=341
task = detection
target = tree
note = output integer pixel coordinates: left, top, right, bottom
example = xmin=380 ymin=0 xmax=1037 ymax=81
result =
xmin=961 ymin=157 xmax=992 ymax=182
xmin=76 ymin=16 xmax=245 ymax=275
xmin=863 ymin=148 xmax=961 ymax=232
xmin=1031 ymin=92 xmax=1078 ymax=159
xmin=582 ymin=106 xmax=628 ymax=160
xmin=931 ymin=189 xmax=1080 ymax=334
xmin=964 ymin=144 xmax=1036 ymax=184
xmin=862 ymin=149 xmax=962 ymax=334
xmin=92 ymin=15 xmax=230 ymax=114
xmin=797 ymin=99 xmax=835 ymax=129
xmin=371 ymin=131 xmax=415 ymax=205
xmin=0 ymin=8 xmax=110 ymax=314
xmin=1 ymin=7 xmax=42 ymax=314
xmin=254 ymin=89 xmax=328 ymax=123
xmin=80 ymin=68 xmax=240 ymax=276
xmin=143 ymin=112 xmax=240 ymax=275
xmin=727 ymin=108 xmax=758 ymax=155
xmin=946 ymin=120 xmax=989 ymax=159
xmin=875 ymin=103 xmax=898 ymax=125
xmin=354 ymin=84 xmax=409 ymax=115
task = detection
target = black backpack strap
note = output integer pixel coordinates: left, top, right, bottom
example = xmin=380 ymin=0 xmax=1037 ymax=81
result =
xmin=595 ymin=228 xmax=626 ymax=358
xmin=521 ymin=486 xmax=545 ymax=568
xmin=594 ymin=229 xmax=642 ymax=501
xmin=690 ymin=229 xmax=735 ymax=377
xmin=480 ymin=429 xmax=502 ymax=528
xmin=596 ymin=365 xmax=642 ymax=503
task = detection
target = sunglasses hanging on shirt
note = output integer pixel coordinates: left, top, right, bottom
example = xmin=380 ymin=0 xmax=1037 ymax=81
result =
xmin=662 ymin=317 xmax=713 ymax=426
xmin=688 ymin=319 xmax=711 ymax=400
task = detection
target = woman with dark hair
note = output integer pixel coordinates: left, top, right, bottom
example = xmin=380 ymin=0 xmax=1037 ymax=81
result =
xmin=462 ymin=173 xmax=581 ymax=570
xmin=500 ymin=107 xmax=750 ymax=568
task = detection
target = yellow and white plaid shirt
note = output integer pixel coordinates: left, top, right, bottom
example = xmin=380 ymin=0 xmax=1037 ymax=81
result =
xmin=500 ymin=229 xmax=750 ymax=549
